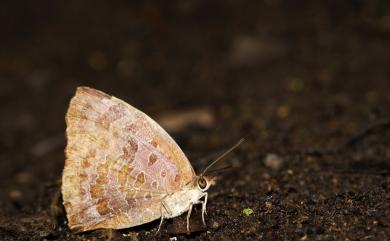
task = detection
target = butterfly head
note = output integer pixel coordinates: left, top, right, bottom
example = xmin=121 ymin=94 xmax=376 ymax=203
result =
xmin=188 ymin=138 xmax=244 ymax=192
xmin=195 ymin=175 xmax=215 ymax=192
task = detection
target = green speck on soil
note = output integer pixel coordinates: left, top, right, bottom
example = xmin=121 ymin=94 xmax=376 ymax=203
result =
xmin=242 ymin=208 xmax=254 ymax=217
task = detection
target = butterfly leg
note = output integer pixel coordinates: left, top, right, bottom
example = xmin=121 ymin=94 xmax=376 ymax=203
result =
xmin=186 ymin=197 xmax=208 ymax=233
xmin=186 ymin=203 xmax=194 ymax=233
xmin=201 ymin=192 xmax=208 ymax=225
xmin=156 ymin=206 xmax=164 ymax=233
xmin=157 ymin=200 xmax=171 ymax=233
xmin=162 ymin=199 xmax=173 ymax=216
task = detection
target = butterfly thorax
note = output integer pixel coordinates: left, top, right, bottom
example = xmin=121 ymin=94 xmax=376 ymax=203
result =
xmin=162 ymin=185 xmax=205 ymax=219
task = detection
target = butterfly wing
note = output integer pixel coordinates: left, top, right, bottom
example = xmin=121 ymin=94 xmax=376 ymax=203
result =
xmin=62 ymin=87 xmax=196 ymax=232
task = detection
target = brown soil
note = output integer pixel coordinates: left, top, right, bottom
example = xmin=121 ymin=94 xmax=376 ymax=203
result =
xmin=1 ymin=1 xmax=390 ymax=240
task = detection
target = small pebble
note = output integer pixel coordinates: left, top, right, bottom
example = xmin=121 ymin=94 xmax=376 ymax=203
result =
xmin=212 ymin=221 xmax=220 ymax=229
xmin=300 ymin=234 xmax=308 ymax=240
xmin=264 ymin=153 xmax=284 ymax=171
xmin=265 ymin=201 xmax=273 ymax=210
xmin=9 ymin=190 xmax=22 ymax=199
xmin=276 ymin=105 xmax=289 ymax=119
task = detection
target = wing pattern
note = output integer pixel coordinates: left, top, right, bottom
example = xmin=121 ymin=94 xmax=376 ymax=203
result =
xmin=62 ymin=87 xmax=195 ymax=232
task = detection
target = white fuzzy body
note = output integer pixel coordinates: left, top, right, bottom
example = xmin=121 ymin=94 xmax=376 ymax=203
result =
xmin=162 ymin=188 xmax=205 ymax=218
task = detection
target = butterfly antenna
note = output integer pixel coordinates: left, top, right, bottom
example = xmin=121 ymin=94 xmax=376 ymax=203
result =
xmin=205 ymin=164 xmax=233 ymax=175
xmin=201 ymin=138 xmax=245 ymax=176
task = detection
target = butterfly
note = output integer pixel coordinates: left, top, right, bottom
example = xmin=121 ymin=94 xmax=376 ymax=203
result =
xmin=61 ymin=87 xmax=243 ymax=233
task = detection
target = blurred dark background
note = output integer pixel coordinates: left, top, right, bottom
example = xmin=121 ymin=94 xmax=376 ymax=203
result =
xmin=1 ymin=1 xmax=390 ymax=240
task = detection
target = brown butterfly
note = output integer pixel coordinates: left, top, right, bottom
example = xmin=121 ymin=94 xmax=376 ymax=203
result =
xmin=61 ymin=87 xmax=243 ymax=233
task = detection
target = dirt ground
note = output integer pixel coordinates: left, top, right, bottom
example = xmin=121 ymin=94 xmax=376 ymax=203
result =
xmin=1 ymin=1 xmax=390 ymax=240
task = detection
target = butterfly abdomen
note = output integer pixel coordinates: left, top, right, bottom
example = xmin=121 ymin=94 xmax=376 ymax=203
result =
xmin=163 ymin=188 xmax=204 ymax=219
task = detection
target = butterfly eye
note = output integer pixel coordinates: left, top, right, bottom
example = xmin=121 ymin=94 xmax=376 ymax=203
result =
xmin=197 ymin=177 xmax=207 ymax=190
